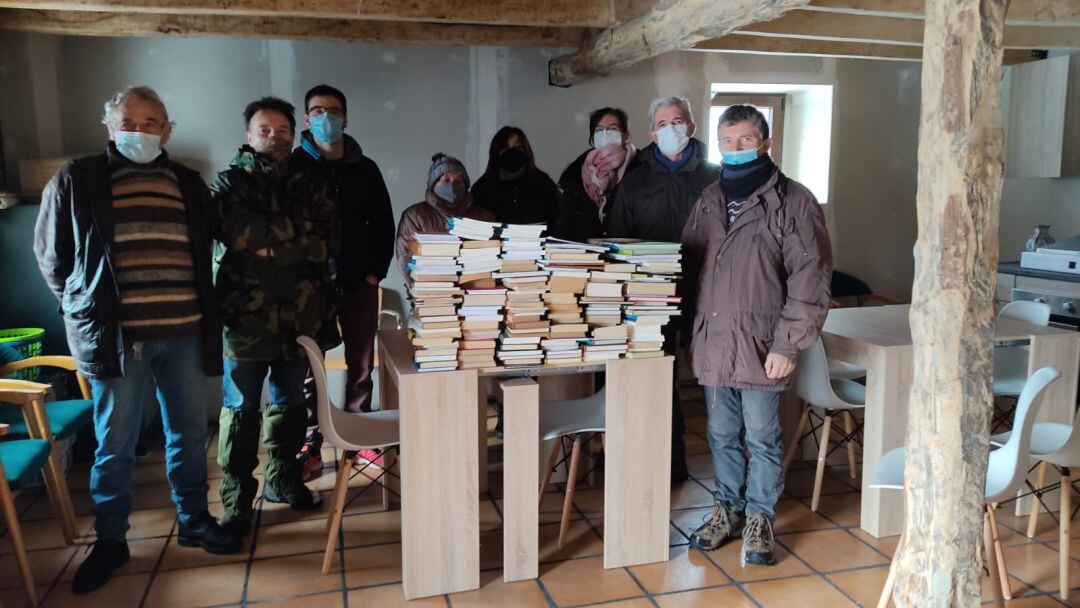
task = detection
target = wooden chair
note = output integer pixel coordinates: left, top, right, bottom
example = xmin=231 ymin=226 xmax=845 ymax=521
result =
xmin=0 ymin=422 xmax=54 ymax=606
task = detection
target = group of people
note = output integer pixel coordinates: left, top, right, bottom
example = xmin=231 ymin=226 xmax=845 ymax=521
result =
xmin=31 ymin=81 xmax=831 ymax=595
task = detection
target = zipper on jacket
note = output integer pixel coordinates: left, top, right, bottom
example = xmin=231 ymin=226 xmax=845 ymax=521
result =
xmin=788 ymin=217 xmax=810 ymax=257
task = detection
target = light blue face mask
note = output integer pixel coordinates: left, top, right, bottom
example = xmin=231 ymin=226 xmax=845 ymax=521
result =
xmin=114 ymin=131 xmax=163 ymax=164
xmin=309 ymin=112 xmax=345 ymax=144
xmin=720 ymin=146 xmax=761 ymax=166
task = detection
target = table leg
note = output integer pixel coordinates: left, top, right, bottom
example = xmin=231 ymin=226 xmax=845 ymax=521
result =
xmin=500 ymin=378 xmax=539 ymax=582
xmin=604 ymin=356 xmax=673 ymax=568
xmin=399 ymin=369 xmax=480 ymax=599
xmin=860 ymin=346 xmax=913 ymax=538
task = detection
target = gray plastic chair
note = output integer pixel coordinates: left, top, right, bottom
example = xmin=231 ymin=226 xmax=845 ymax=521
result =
xmin=297 ymin=336 xmax=401 ymax=575
xmin=784 ymin=337 xmax=866 ymax=512
xmin=993 ymin=301 xmax=1051 ymax=397
xmin=870 ymin=366 xmax=1060 ymax=607
xmin=537 ymin=387 xmax=605 ymax=548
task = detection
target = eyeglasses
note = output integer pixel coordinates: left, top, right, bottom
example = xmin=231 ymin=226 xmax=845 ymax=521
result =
xmin=308 ymin=106 xmax=345 ymax=118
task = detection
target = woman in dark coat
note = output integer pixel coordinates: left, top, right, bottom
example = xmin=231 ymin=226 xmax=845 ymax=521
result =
xmin=552 ymin=107 xmax=640 ymax=242
xmin=471 ymin=126 xmax=560 ymax=226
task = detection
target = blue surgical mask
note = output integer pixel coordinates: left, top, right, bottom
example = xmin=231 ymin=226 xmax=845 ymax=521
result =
xmin=434 ymin=181 xmax=466 ymax=205
xmin=114 ymin=131 xmax=163 ymax=164
xmin=720 ymin=146 xmax=761 ymax=166
xmin=309 ymin=112 xmax=345 ymax=144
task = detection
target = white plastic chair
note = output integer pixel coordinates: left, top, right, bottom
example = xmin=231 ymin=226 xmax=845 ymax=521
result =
xmin=990 ymin=379 xmax=1080 ymax=600
xmin=784 ymin=337 xmax=866 ymax=511
xmin=828 ymin=358 xmax=866 ymax=381
xmin=297 ymin=336 xmax=401 ymax=574
xmin=870 ymin=367 xmax=1060 ymax=607
xmin=537 ymin=387 xmax=605 ymax=548
xmin=993 ymin=301 xmax=1051 ymax=398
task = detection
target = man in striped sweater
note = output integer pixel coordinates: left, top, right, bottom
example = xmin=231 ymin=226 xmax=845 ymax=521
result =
xmin=35 ymin=86 xmax=241 ymax=595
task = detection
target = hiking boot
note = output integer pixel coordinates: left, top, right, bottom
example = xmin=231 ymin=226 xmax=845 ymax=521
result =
xmin=177 ymin=511 xmax=243 ymax=555
xmin=72 ymin=539 xmax=130 ymax=594
xmin=741 ymin=513 xmax=777 ymax=566
xmin=689 ymin=500 xmax=744 ymax=551
xmin=220 ymin=514 xmax=252 ymax=538
xmin=264 ymin=478 xmax=323 ymax=510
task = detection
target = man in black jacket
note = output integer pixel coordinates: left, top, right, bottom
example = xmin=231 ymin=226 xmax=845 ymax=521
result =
xmin=607 ymin=96 xmax=720 ymax=483
xmin=34 ymin=86 xmax=240 ymax=595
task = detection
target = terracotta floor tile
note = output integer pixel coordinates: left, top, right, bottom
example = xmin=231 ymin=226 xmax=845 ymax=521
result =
xmin=134 ymin=461 xmax=171 ymax=485
xmin=670 ymin=481 xmax=715 ymax=510
xmin=684 ymin=415 xmax=708 ymax=434
xmin=60 ymin=537 xmax=166 ymax=582
xmin=0 ymin=516 xmax=95 ymax=554
xmin=479 ymin=529 xmax=503 ymax=570
xmin=826 ymin=566 xmax=891 ymax=607
xmin=809 ymin=492 xmax=863 ymax=528
xmin=479 ymin=499 xmax=503 ymax=532
xmin=780 ymin=529 xmax=889 ymax=572
xmin=126 ymin=506 xmax=181 ymax=538
xmin=446 ymin=569 xmax=549 ymax=607
xmin=671 ymin=507 xmax=713 ymax=539
xmin=1008 ymin=594 xmax=1072 ymax=606
xmin=539 ymin=556 xmax=641 ymax=606
xmin=707 ymin=539 xmax=811 ymax=583
xmin=655 ymin=585 xmax=756 ymax=607
xmin=158 ymin=535 xmax=249 ymax=571
xmin=0 ymin=546 xmax=75 ymax=590
xmin=847 ymin=529 xmax=901 ymax=558
xmin=1002 ymin=543 xmax=1080 ymax=594
xmin=254 ymin=590 xmax=346 ymax=607
xmin=341 ymin=542 xmax=403 ymax=588
xmin=346 ymin=583 xmax=445 ymax=607
xmin=143 ymin=560 xmax=247 ymax=607
xmin=0 ymin=585 xmax=49 ymax=608
xmin=538 ymin=520 xmax=604 ymax=562
xmin=254 ymin=517 xmax=334 ymax=559
xmin=784 ymin=468 xmax=858 ymax=499
xmin=246 ymin=551 xmax=343 ymax=601
xmin=744 ymin=574 xmax=858 ymax=608
xmin=597 ymin=598 xmax=655 ymax=608
xmin=40 ymin=572 xmax=150 ymax=607
xmin=629 ymin=544 xmax=729 ymax=594
xmin=257 ymin=490 xmax=335 ymax=526
xmin=686 ymin=453 xmax=713 ymax=478
xmin=567 ymin=486 xmax=605 ymax=520
xmin=685 ymin=433 xmax=711 ymax=455
xmin=774 ymin=499 xmax=839 ymax=534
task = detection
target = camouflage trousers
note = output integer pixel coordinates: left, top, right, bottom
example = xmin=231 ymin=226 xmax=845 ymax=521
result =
xmin=218 ymin=357 xmax=309 ymax=520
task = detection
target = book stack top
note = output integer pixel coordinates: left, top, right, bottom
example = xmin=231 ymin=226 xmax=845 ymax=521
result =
xmin=494 ymin=223 xmax=549 ymax=368
xmin=604 ymin=241 xmax=683 ymax=359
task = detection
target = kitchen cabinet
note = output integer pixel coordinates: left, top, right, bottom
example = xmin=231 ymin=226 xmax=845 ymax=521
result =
xmin=1005 ymin=54 xmax=1080 ymax=178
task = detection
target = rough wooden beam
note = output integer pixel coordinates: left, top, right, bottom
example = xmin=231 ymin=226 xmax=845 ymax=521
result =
xmin=0 ymin=0 xmax=612 ymax=28
xmin=807 ymin=0 xmax=1080 ymax=26
xmin=549 ymin=0 xmax=810 ymax=87
xmin=693 ymin=33 xmax=1043 ymax=64
xmin=0 ymin=8 xmax=591 ymax=46
xmin=739 ymin=9 xmax=1080 ymax=49
xmin=893 ymin=0 xmax=1007 ymax=604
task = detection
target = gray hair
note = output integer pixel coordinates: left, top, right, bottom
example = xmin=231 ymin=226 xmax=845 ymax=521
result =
xmin=648 ymin=96 xmax=693 ymax=129
xmin=101 ymin=85 xmax=172 ymax=127
xmin=717 ymin=104 xmax=770 ymax=140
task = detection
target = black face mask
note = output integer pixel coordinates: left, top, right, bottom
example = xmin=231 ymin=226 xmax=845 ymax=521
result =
xmin=498 ymin=147 xmax=527 ymax=173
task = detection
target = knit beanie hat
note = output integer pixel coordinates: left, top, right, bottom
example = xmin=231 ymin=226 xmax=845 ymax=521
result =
xmin=427 ymin=153 xmax=470 ymax=190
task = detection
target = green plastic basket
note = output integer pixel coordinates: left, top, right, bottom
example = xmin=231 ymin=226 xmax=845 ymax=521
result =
xmin=0 ymin=328 xmax=45 ymax=381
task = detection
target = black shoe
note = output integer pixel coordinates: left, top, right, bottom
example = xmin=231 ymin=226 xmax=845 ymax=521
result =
xmin=220 ymin=515 xmax=252 ymax=538
xmin=671 ymin=463 xmax=689 ymax=485
xmin=264 ymin=481 xmax=323 ymax=510
xmin=177 ymin=512 xmax=243 ymax=555
xmin=72 ymin=539 xmax=130 ymax=594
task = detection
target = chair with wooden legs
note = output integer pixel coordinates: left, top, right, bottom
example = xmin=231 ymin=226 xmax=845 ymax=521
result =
xmin=870 ymin=367 xmax=1060 ymax=607
xmin=0 ymin=423 xmax=54 ymax=606
xmin=0 ymin=379 xmax=81 ymax=546
xmin=297 ymin=336 xmax=401 ymax=574
xmin=783 ymin=338 xmax=866 ymax=511
xmin=537 ymin=387 xmax=605 ymax=549
xmin=991 ymin=301 xmax=1051 ymax=432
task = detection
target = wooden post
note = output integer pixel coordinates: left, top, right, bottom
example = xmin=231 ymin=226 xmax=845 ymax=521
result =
xmin=891 ymin=0 xmax=1008 ymax=604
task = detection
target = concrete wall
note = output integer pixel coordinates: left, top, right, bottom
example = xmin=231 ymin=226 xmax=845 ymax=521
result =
xmin=0 ymin=32 xmax=929 ymax=347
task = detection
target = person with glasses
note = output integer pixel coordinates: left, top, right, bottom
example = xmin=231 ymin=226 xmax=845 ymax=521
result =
xmin=34 ymin=85 xmax=241 ymax=595
xmin=290 ymin=84 xmax=395 ymax=478
xmin=551 ymin=107 xmax=641 ymax=242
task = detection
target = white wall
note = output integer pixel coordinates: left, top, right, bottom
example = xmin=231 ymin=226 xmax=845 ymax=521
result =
xmin=0 ymin=32 xmax=927 ymax=307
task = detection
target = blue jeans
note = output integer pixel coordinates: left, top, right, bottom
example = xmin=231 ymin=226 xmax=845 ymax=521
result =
xmin=705 ymin=386 xmax=784 ymax=518
xmin=222 ymin=357 xmax=308 ymax=412
xmin=88 ymin=336 xmax=210 ymax=541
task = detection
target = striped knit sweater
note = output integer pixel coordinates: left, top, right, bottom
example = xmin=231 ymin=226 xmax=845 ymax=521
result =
xmin=110 ymin=161 xmax=203 ymax=340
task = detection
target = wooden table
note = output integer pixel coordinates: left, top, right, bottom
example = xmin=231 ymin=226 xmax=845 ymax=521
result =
xmin=822 ymin=305 xmax=1080 ymax=538
xmin=377 ymin=329 xmax=674 ymax=599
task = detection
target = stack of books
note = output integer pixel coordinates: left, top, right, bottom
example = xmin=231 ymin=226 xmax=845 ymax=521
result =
xmin=448 ymin=217 xmax=501 ymax=241
xmin=405 ymin=233 xmax=464 ymax=372
xmin=581 ymin=324 xmax=629 ymax=362
xmin=458 ymin=285 xmax=505 ymax=369
xmin=605 ymin=241 xmax=684 ymax=357
xmin=458 ymin=239 xmax=502 ymax=286
xmin=500 ymin=223 xmax=546 ymax=273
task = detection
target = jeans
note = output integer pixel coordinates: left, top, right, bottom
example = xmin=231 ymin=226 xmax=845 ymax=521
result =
xmin=88 ymin=336 xmax=210 ymax=541
xmin=705 ymin=386 xmax=784 ymax=518
xmin=222 ymin=357 xmax=309 ymax=412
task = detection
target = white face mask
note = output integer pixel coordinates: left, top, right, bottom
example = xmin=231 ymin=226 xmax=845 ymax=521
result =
xmin=114 ymin=131 xmax=163 ymax=164
xmin=593 ymin=129 xmax=622 ymax=149
xmin=655 ymin=123 xmax=689 ymax=157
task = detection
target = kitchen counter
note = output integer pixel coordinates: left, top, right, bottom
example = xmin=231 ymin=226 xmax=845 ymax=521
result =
xmin=999 ymin=261 xmax=1080 ymax=284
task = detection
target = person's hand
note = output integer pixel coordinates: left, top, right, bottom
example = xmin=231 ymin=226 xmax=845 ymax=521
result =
xmin=764 ymin=353 xmax=796 ymax=379
xmin=365 ymin=275 xmax=380 ymax=286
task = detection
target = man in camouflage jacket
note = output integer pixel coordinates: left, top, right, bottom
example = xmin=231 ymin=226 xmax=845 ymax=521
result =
xmin=213 ymin=97 xmax=341 ymax=535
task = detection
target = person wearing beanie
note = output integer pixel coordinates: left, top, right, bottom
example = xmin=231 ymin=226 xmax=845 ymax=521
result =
xmin=395 ymin=153 xmax=496 ymax=277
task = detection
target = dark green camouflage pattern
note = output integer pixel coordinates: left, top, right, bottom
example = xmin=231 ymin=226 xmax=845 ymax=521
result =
xmin=213 ymin=146 xmax=342 ymax=361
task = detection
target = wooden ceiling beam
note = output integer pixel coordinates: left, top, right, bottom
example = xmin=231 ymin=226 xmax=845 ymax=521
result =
xmin=738 ymin=9 xmax=1080 ymax=49
xmin=549 ymin=0 xmax=810 ymax=87
xmin=693 ymin=33 xmax=1045 ymax=65
xmin=0 ymin=0 xmax=612 ymax=28
xmin=805 ymin=0 xmax=1080 ymax=26
xmin=0 ymin=9 xmax=592 ymax=46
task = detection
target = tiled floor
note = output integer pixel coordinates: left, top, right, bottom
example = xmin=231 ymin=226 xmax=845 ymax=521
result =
xmin=1 ymin=392 xmax=1079 ymax=607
